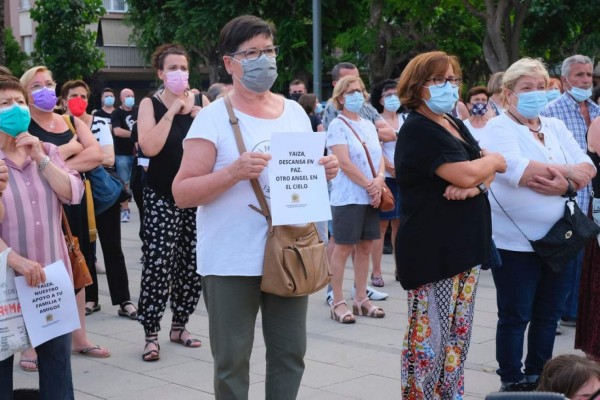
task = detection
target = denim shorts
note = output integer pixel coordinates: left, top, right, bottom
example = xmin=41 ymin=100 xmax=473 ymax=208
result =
xmin=115 ymin=155 xmax=134 ymax=186
xmin=379 ymin=177 xmax=401 ymax=220
xmin=331 ymin=204 xmax=381 ymax=244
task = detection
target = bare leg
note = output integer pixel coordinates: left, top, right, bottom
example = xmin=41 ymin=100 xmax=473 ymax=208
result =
xmin=72 ymin=288 xmax=110 ymax=356
xmin=354 ymin=240 xmax=374 ymax=302
xmin=330 ymin=242 xmax=353 ymax=314
xmin=371 ymin=220 xmax=389 ymax=278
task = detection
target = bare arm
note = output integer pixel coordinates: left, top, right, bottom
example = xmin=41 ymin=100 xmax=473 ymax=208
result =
xmin=138 ymin=97 xmax=184 ymax=157
xmin=435 ymin=150 xmax=507 ymax=188
xmin=113 ymin=126 xmax=131 ymax=138
xmin=64 ymin=118 xmax=103 ymax=172
xmin=172 ymin=138 xmax=271 ymax=208
xmin=374 ymin=119 xmax=396 ymax=142
xmin=100 ymin=144 xmax=115 ymax=168
xmin=0 ymin=239 xmax=46 ymax=287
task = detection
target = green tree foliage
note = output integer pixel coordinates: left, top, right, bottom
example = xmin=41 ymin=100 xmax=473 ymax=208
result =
xmin=31 ymin=0 xmax=105 ymax=84
xmin=4 ymin=28 xmax=29 ymax=78
xmin=126 ymin=0 xmax=363 ymax=92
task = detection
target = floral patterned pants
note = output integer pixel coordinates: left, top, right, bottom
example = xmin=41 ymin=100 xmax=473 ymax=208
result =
xmin=137 ymin=187 xmax=202 ymax=335
xmin=401 ymin=267 xmax=480 ymax=400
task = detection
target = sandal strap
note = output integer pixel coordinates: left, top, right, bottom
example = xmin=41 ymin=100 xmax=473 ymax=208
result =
xmin=332 ymin=300 xmax=347 ymax=309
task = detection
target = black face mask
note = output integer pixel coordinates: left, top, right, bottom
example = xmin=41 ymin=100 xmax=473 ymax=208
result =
xmin=290 ymin=92 xmax=303 ymax=102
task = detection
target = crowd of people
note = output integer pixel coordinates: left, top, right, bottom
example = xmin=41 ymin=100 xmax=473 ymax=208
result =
xmin=2 ymin=12 xmax=600 ymax=400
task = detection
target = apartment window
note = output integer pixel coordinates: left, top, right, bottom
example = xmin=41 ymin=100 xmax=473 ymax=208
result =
xmin=103 ymin=0 xmax=128 ymax=12
xmin=22 ymin=36 xmax=33 ymax=55
xmin=19 ymin=0 xmax=32 ymax=10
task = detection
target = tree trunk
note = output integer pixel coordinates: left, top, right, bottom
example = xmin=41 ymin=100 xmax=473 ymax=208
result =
xmin=367 ymin=0 xmax=385 ymax=87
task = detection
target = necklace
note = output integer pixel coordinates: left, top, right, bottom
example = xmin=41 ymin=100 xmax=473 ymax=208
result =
xmin=507 ymin=110 xmax=544 ymax=141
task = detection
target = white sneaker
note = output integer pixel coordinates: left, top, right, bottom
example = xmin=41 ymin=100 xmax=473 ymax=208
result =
xmin=351 ymin=285 xmax=389 ymax=301
xmin=325 ymin=290 xmax=333 ymax=306
xmin=121 ymin=209 xmax=130 ymax=223
xmin=95 ymin=262 xmax=106 ymax=274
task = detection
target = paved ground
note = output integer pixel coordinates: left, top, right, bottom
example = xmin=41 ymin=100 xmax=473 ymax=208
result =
xmin=12 ymin=204 xmax=583 ymax=399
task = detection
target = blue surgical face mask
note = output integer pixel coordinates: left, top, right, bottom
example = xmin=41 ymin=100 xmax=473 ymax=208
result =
xmin=383 ymin=95 xmax=401 ymax=112
xmin=344 ymin=91 xmax=364 ymax=113
xmin=0 ymin=103 xmax=31 ymax=137
xmin=424 ymin=82 xmax=459 ymax=115
xmin=124 ymin=96 xmax=135 ymax=108
xmin=546 ymin=89 xmax=561 ymax=102
xmin=567 ymin=82 xmax=592 ymax=103
xmin=315 ymin=103 xmax=323 ymax=114
xmin=514 ymin=90 xmax=548 ymax=119
xmin=103 ymin=95 xmax=115 ymax=107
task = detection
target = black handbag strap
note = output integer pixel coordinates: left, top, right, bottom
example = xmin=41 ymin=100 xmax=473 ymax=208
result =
xmin=223 ymin=95 xmax=273 ymax=232
xmin=337 ymin=116 xmax=378 ymax=178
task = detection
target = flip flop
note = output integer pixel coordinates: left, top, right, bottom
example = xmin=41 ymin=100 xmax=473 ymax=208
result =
xmin=19 ymin=357 xmax=38 ymax=372
xmin=72 ymin=345 xmax=111 ymax=358
xmin=85 ymin=302 xmax=101 ymax=316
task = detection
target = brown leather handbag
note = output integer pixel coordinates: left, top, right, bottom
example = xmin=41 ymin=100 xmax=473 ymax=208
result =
xmin=337 ymin=117 xmax=395 ymax=212
xmin=224 ymin=96 xmax=331 ymax=297
xmin=62 ymin=211 xmax=92 ymax=290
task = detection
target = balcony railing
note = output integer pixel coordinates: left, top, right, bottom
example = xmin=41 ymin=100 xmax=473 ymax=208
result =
xmin=97 ymin=46 xmax=146 ymax=68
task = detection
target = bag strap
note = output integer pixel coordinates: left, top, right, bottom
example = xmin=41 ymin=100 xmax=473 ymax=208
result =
xmin=489 ymin=189 xmax=531 ymax=241
xmin=223 ymin=95 xmax=273 ymax=231
xmin=61 ymin=209 xmax=75 ymax=246
xmin=63 ymin=115 xmax=76 ymax=136
xmin=336 ymin=116 xmax=377 ymax=178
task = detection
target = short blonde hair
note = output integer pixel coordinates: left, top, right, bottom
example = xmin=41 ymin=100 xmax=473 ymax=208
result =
xmin=487 ymin=72 xmax=504 ymax=95
xmin=501 ymin=58 xmax=549 ymax=106
xmin=20 ymin=66 xmax=52 ymax=91
xmin=332 ymin=76 xmax=367 ymax=110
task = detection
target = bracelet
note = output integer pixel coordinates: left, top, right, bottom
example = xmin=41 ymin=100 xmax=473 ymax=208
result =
xmin=38 ymin=156 xmax=51 ymax=171
xmin=562 ymin=178 xmax=576 ymax=198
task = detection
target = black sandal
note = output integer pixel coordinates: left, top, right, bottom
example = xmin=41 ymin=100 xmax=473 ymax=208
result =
xmin=142 ymin=333 xmax=160 ymax=362
xmin=169 ymin=323 xmax=202 ymax=348
xmin=118 ymin=301 xmax=138 ymax=320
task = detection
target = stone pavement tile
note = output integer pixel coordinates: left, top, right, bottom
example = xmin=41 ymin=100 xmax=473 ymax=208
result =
xmin=323 ymin=374 xmax=401 ymax=400
xmin=466 ymin=341 xmax=498 ymax=366
xmin=464 ymin=368 xmax=501 ymax=397
xmin=108 ymin=383 xmax=213 ymax=400
xmin=300 ymin=359 xmax=369 ymax=389
xmin=336 ymin=350 xmax=401 ymax=380
xmin=297 ymin=385 xmax=361 ymax=400
xmin=472 ymin=310 xmax=500 ymax=330
xmin=303 ymin=338 xmax=373 ymax=364
xmin=141 ymin=359 xmax=216 ymax=393
xmin=325 ymin=323 xmax=402 ymax=351
xmin=469 ymin=325 xmax=498 ymax=344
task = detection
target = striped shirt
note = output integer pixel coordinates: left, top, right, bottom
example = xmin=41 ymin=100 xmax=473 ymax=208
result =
xmin=541 ymin=93 xmax=600 ymax=212
xmin=0 ymin=143 xmax=84 ymax=273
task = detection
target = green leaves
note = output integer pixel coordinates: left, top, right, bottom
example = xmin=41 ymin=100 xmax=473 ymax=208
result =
xmin=30 ymin=0 xmax=105 ymax=83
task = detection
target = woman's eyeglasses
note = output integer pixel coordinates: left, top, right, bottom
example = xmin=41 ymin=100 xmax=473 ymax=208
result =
xmin=230 ymin=46 xmax=279 ymax=61
xmin=425 ymin=77 xmax=462 ymax=88
xmin=30 ymin=81 xmax=56 ymax=92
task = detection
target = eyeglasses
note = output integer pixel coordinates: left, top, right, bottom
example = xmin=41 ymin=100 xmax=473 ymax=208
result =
xmin=230 ymin=46 xmax=279 ymax=61
xmin=425 ymin=77 xmax=462 ymax=88
xmin=30 ymin=81 xmax=56 ymax=92
xmin=345 ymin=89 xmax=363 ymax=96
xmin=382 ymin=92 xmax=397 ymax=98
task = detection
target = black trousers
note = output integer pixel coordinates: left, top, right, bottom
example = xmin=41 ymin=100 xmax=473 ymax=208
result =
xmin=86 ymin=200 xmax=132 ymax=305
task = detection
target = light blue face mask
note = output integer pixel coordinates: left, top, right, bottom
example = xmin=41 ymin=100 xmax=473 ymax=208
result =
xmin=124 ymin=96 xmax=135 ymax=108
xmin=424 ymin=82 xmax=459 ymax=115
xmin=344 ymin=91 xmax=365 ymax=113
xmin=383 ymin=95 xmax=401 ymax=112
xmin=315 ymin=103 xmax=323 ymax=114
xmin=515 ymin=90 xmax=548 ymax=119
xmin=567 ymin=83 xmax=592 ymax=103
xmin=103 ymin=96 xmax=115 ymax=107
xmin=546 ymin=89 xmax=561 ymax=102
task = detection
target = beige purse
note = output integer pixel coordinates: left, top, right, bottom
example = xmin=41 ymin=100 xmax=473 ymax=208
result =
xmin=224 ymin=96 xmax=331 ymax=297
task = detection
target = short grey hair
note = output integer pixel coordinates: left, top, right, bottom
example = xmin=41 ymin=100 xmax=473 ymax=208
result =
xmin=562 ymin=55 xmax=593 ymax=78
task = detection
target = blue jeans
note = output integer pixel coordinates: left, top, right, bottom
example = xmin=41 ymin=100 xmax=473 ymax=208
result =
xmin=562 ymin=250 xmax=583 ymax=320
xmin=492 ymin=250 xmax=574 ymax=383
xmin=0 ymin=333 xmax=74 ymax=399
xmin=115 ymin=155 xmax=134 ymax=187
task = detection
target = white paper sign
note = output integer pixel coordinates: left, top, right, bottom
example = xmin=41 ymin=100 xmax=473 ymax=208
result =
xmin=269 ymin=132 xmax=332 ymax=225
xmin=15 ymin=261 xmax=80 ymax=347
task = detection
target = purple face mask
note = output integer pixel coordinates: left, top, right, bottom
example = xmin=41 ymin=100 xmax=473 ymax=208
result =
xmin=32 ymin=87 xmax=58 ymax=112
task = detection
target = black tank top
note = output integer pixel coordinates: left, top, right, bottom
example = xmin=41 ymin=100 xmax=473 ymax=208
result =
xmin=146 ymin=96 xmax=195 ymax=201
xmin=29 ymin=117 xmax=74 ymax=147
xmin=589 ymin=151 xmax=600 ymax=196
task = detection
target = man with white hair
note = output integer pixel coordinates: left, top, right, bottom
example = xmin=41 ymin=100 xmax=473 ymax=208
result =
xmin=542 ymin=54 xmax=600 ymax=329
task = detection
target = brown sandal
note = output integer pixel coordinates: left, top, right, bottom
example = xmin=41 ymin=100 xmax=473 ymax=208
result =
xmin=353 ymin=297 xmax=385 ymax=318
xmin=330 ymin=300 xmax=356 ymax=324
xmin=169 ymin=324 xmax=201 ymax=348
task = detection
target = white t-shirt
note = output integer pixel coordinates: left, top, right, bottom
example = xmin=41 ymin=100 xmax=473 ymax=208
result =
xmin=381 ymin=113 xmax=406 ymax=178
xmin=462 ymin=119 xmax=488 ymax=142
xmin=184 ymin=98 xmax=312 ymax=277
xmin=90 ymin=115 xmax=113 ymax=147
xmin=480 ymin=113 xmax=594 ymax=251
xmin=326 ymin=115 xmax=382 ymax=206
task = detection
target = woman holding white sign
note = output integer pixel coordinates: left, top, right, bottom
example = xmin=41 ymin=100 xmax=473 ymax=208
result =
xmin=0 ymin=74 xmax=82 ymax=399
xmin=173 ymin=15 xmax=338 ymax=399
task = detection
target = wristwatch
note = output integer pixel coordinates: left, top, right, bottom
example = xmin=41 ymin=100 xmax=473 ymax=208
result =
xmin=476 ymin=183 xmax=488 ymax=194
